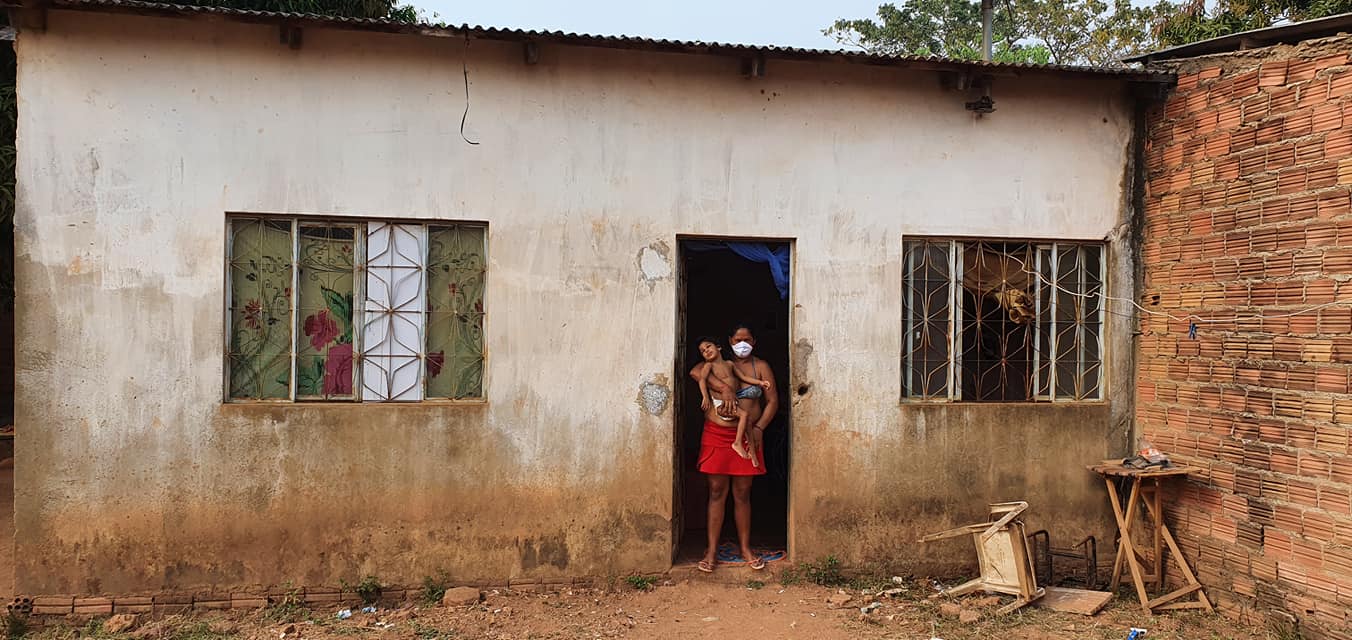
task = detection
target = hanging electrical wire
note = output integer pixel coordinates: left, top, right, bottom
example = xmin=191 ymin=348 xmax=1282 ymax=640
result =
xmin=460 ymin=33 xmax=480 ymax=146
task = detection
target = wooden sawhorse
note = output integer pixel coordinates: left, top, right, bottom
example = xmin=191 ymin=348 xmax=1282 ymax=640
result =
xmin=1088 ymin=462 xmax=1213 ymax=614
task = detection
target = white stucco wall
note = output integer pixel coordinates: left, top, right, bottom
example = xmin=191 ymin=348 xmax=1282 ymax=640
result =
xmin=13 ymin=10 xmax=1140 ymax=593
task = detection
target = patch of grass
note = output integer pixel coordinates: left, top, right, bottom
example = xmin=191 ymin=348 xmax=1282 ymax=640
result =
xmin=1268 ymin=617 xmax=1304 ymax=640
xmin=412 ymin=623 xmax=458 ymax=639
xmin=262 ymin=583 xmax=308 ymax=623
xmin=421 ymin=571 xmax=452 ymax=606
xmin=745 ymin=580 xmax=765 ymax=590
xmin=3 ymin=612 xmax=28 ymax=640
xmin=165 ymin=621 xmax=232 ymax=640
xmin=846 ymin=574 xmax=892 ymax=592
xmin=800 ymin=555 xmax=846 ymax=587
xmin=778 ymin=565 xmax=802 ymax=586
xmin=354 ymin=575 xmax=383 ymax=605
xmin=624 ymin=575 xmax=657 ymax=592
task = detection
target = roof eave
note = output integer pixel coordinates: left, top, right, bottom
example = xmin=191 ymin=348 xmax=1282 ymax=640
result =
xmin=12 ymin=0 xmax=1174 ymax=83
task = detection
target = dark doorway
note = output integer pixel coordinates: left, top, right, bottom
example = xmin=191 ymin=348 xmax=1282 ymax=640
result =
xmin=672 ymin=239 xmax=791 ymax=564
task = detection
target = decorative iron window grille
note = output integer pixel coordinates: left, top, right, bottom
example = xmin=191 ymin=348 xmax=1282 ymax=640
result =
xmin=226 ymin=217 xmax=486 ymax=402
xmin=902 ymin=239 xmax=1104 ymax=402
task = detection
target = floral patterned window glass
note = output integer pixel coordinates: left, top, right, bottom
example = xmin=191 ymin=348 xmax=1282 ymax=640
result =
xmin=227 ymin=219 xmax=294 ymax=400
xmin=295 ymin=223 xmax=358 ymax=400
xmin=225 ymin=216 xmax=486 ymax=403
xmin=426 ymin=225 xmax=486 ymax=399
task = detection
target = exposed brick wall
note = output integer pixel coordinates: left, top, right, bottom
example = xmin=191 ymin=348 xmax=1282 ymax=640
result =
xmin=1141 ymin=37 xmax=1352 ymax=639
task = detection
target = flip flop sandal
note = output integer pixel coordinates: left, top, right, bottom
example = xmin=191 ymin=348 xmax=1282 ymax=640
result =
xmin=748 ymin=556 xmax=766 ymax=571
xmin=697 ymin=560 xmax=715 ymax=573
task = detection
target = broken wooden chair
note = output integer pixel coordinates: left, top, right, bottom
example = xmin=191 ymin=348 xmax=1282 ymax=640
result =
xmin=920 ymin=501 xmax=1045 ymax=614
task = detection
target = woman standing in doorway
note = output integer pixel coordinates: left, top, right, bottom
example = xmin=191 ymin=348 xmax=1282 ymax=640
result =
xmin=688 ymin=324 xmax=780 ymax=573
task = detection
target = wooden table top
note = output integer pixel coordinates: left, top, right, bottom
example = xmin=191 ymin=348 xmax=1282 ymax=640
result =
xmin=1087 ymin=461 xmax=1200 ymax=478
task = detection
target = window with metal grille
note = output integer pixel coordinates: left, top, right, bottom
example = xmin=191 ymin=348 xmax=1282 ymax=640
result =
xmin=902 ymin=239 xmax=1104 ymax=402
xmin=226 ymin=216 xmax=486 ymax=402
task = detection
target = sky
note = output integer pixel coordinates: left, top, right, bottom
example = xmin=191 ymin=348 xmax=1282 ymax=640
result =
xmin=407 ymin=0 xmax=886 ymax=50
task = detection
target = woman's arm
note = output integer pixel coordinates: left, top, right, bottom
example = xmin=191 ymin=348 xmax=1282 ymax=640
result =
xmin=698 ymin=363 xmax=712 ymax=409
xmin=754 ymin=362 xmax=779 ymax=431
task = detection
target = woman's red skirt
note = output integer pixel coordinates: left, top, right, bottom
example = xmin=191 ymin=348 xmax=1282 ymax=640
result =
xmin=698 ymin=420 xmax=766 ymax=476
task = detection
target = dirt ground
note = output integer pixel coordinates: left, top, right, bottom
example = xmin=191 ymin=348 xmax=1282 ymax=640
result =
xmin=21 ymin=577 xmax=1273 ymax=640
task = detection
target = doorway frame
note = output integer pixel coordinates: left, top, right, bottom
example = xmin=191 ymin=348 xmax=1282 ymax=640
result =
xmin=670 ymin=233 xmax=796 ymax=566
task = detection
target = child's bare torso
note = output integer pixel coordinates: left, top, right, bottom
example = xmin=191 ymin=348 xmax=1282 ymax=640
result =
xmin=705 ymin=360 xmax=739 ymax=393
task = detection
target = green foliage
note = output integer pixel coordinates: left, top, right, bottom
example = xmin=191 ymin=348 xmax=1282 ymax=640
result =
xmin=802 ymin=555 xmax=846 ymax=586
xmin=624 ymin=575 xmax=657 ymax=591
xmin=826 ymin=0 xmax=1178 ymax=66
xmin=412 ymin=623 xmax=458 ymax=640
xmin=421 ymin=571 xmax=452 ymax=605
xmin=779 ymin=556 xmax=847 ymax=587
xmin=1268 ymin=616 xmax=1305 ymax=640
xmin=745 ymin=579 xmax=765 ymax=590
xmin=264 ymin=585 xmax=308 ymax=624
xmin=825 ymin=0 xmax=1047 ymax=62
xmin=165 ymin=621 xmax=234 ymax=640
xmin=3 ymin=612 xmax=27 ymax=640
xmin=354 ymin=575 xmax=384 ymax=605
xmin=1157 ymin=0 xmax=1352 ymax=46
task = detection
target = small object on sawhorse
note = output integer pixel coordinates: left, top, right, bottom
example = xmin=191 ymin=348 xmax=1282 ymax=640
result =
xmin=920 ymin=501 xmax=1044 ymax=614
xmin=1088 ymin=461 xmax=1213 ymax=614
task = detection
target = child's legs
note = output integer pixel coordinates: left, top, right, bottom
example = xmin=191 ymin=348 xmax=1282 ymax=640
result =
xmin=736 ymin=398 xmax=758 ymax=438
xmin=731 ymin=411 xmax=750 ymax=458
xmin=736 ymin=399 xmax=759 ymax=465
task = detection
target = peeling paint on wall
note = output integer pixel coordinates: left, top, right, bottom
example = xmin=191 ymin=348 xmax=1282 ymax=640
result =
xmin=637 ymin=242 xmax=672 ymax=286
xmin=637 ymin=377 xmax=671 ymax=417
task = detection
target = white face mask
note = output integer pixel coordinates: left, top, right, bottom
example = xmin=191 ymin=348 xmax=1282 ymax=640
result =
xmin=731 ymin=341 xmax=753 ymax=358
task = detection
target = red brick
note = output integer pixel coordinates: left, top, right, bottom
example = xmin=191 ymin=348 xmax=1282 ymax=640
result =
xmin=1296 ymin=138 xmax=1326 ymax=165
xmin=1327 ymin=130 xmax=1352 ymax=157
xmin=1310 ymin=162 xmax=1340 ymax=190
xmin=1316 ymin=55 xmax=1348 ymax=71
xmin=1219 ymin=103 xmax=1244 ymax=130
xmin=1280 ymin=167 xmax=1309 ymax=194
xmin=1292 ymin=537 xmax=1325 ymax=568
xmin=1330 ymin=71 xmax=1352 ymax=99
xmin=1261 ymin=61 xmax=1290 ymax=87
xmin=1260 ymin=117 xmax=1287 ymax=145
xmin=1318 ymin=193 xmax=1351 ymax=219
xmin=1286 ymin=112 xmax=1314 ymax=138
xmin=1313 ymin=102 xmax=1344 ymax=132
xmin=1268 ymin=144 xmax=1297 ymax=171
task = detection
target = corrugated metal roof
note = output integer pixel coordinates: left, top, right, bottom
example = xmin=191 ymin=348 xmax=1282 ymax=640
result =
xmin=1127 ymin=11 xmax=1352 ymax=63
xmin=32 ymin=0 xmax=1172 ymax=82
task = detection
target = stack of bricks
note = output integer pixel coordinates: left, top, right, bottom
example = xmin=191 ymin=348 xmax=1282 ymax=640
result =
xmin=1140 ymin=36 xmax=1352 ymax=638
xmin=19 ymin=576 xmax=606 ymax=621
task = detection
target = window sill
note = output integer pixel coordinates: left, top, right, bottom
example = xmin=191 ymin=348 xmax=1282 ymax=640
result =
xmin=222 ymin=399 xmax=488 ymax=407
xmin=899 ymin=400 xmax=1108 ymax=406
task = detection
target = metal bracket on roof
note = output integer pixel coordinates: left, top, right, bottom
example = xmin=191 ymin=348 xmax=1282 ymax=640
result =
xmin=279 ymin=24 xmax=302 ymax=50
xmin=523 ymin=41 xmax=540 ymax=65
xmin=740 ymin=54 xmax=766 ymax=79
xmin=962 ymin=75 xmax=995 ymax=116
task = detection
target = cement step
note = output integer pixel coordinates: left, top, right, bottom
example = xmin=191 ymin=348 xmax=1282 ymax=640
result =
xmin=669 ymin=559 xmax=788 ymax=586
